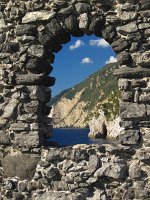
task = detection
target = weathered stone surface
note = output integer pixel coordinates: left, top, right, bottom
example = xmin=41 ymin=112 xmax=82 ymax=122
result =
xmin=59 ymin=5 xmax=75 ymax=15
xmin=46 ymin=19 xmax=71 ymax=44
xmin=22 ymin=11 xmax=56 ymax=23
xmin=13 ymin=132 xmax=40 ymax=147
xmin=119 ymin=130 xmax=140 ymax=145
xmin=102 ymin=25 xmax=117 ymax=43
xmin=94 ymin=157 xmax=127 ymax=180
xmin=2 ymin=153 xmax=40 ymax=180
xmin=26 ymin=58 xmax=52 ymax=74
xmin=78 ymin=13 xmax=89 ymax=30
xmin=119 ymin=120 xmax=135 ymax=129
xmin=120 ymin=102 xmax=146 ymax=119
xmin=146 ymin=105 xmax=150 ymax=116
xmin=88 ymin=155 xmax=101 ymax=173
xmin=64 ymin=15 xmax=83 ymax=37
xmin=27 ymin=45 xmax=45 ymax=58
xmin=16 ymin=25 xmax=37 ymax=36
xmin=17 ymin=35 xmax=36 ymax=44
xmin=139 ymin=22 xmax=150 ymax=29
xmin=16 ymin=73 xmax=55 ymax=86
xmin=38 ymin=31 xmax=62 ymax=52
xmin=10 ymin=123 xmax=30 ymax=131
xmin=75 ymin=3 xmax=91 ymax=14
xmin=121 ymin=91 xmax=133 ymax=101
xmin=46 ymin=167 xmax=60 ymax=180
xmin=140 ymin=94 xmax=150 ymax=102
xmin=135 ymin=148 xmax=150 ymax=162
xmin=117 ymin=51 xmax=132 ymax=65
xmin=111 ymin=38 xmax=130 ymax=52
xmin=2 ymin=99 xmax=19 ymax=119
xmin=114 ymin=66 xmax=150 ymax=78
xmin=141 ymin=0 xmax=150 ymax=9
xmin=132 ymin=51 xmax=150 ymax=67
xmin=118 ymin=78 xmax=130 ymax=90
xmin=117 ymin=22 xmax=138 ymax=35
xmin=0 ymin=131 xmax=10 ymax=145
xmin=133 ymin=180 xmax=149 ymax=199
xmin=89 ymin=17 xmax=105 ymax=36
xmin=119 ymin=11 xmax=137 ymax=21
xmin=129 ymin=161 xmax=143 ymax=179
xmin=18 ymin=181 xmax=27 ymax=192
xmin=33 ymin=191 xmax=84 ymax=200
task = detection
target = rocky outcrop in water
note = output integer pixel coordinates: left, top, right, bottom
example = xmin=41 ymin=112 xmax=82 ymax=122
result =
xmin=88 ymin=113 xmax=123 ymax=139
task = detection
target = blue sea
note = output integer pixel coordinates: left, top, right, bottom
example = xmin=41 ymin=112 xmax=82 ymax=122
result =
xmin=48 ymin=128 xmax=117 ymax=147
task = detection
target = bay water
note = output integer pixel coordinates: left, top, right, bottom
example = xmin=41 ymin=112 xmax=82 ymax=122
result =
xmin=48 ymin=128 xmax=117 ymax=147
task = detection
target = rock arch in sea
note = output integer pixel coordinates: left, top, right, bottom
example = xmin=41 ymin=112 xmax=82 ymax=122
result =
xmin=0 ymin=0 xmax=150 ymax=199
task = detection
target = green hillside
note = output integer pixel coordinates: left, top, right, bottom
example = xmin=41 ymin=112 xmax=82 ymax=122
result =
xmin=49 ymin=62 xmax=121 ymax=123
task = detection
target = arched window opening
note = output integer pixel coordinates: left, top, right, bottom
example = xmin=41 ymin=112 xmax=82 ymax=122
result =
xmin=47 ymin=35 xmax=120 ymax=147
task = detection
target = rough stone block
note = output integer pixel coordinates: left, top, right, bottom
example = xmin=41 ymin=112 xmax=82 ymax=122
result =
xmin=132 ymin=51 xmax=150 ymax=67
xmin=46 ymin=19 xmax=71 ymax=44
xmin=0 ymin=118 xmax=7 ymax=129
xmin=88 ymin=155 xmax=101 ymax=173
xmin=24 ymin=101 xmax=40 ymax=114
xmin=22 ymin=11 xmax=56 ymax=23
xmin=1 ymin=153 xmax=40 ymax=180
xmin=119 ymin=120 xmax=136 ymax=129
xmin=89 ymin=17 xmax=105 ymax=36
xmin=101 ymin=25 xmax=117 ymax=43
xmin=0 ymin=131 xmax=10 ymax=145
xmin=117 ymin=51 xmax=132 ymax=65
xmin=2 ymin=99 xmax=19 ymax=119
xmin=119 ymin=11 xmax=137 ymax=21
xmin=138 ymin=23 xmax=150 ymax=29
xmin=141 ymin=0 xmax=150 ymax=9
xmin=38 ymin=31 xmax=62 ymax=52
xmin=16 ymin=24 xmax=37 ymax=36
xmin=131 ymin=79 xmax=147 ymax=88
xmin=75 ymin=3 xmax=91 ymax=14
xmin=121 ymin=91 xmax=133 ymax=101
xmin=139 ymin=94 xmax=150 ymax=102
xmin=114 ymin=66 xmax=150 ymax=78
xmin=129 ymin=161 xmax=143 ymax=179
xmin=94 ymin=157 xmax=127 ymax=180
xmin=111 ymin=38 xmax=130 ymax=52
xmin=117 ymin=22 xmax=138 ymax=35
xmin=27 ymin=45 xmax=45 ymax=58
xmin=120 ymin=102 xmax=146 ymax=119
xmin=135 ymin=149 xmax=150 ymax=162
xmin=10 ymin=123 xmax=30 ymax=131
xmin=119 ymin=129 xmax=140 ymax=145
xmin=64 ymin=15 xmax=83 ymax=37
xmin=118 ymin=78 xmax=130 ymax=90
xmin=146 ymin=105 xmax=150 ymax=116
xmin=13 ymin=132 xmax=40 ymax=148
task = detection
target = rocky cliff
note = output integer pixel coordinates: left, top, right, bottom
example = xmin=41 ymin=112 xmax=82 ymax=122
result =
xmin=49 ymin=63 xmax=121 ymax=137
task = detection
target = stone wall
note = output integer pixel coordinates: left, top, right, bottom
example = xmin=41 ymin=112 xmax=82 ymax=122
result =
xmin=0 ymin=144 xmax=150 ymax=199
xmin=0 ymin=0 xmax=150 ymax=199
xmin=0 ymin=0 xmax=149 ymax=149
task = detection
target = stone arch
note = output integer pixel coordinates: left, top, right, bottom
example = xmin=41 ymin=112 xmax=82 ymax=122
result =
xmin=0 ymin=1 xmax=150 ymax=199
xmin=0 ymin=0 xmax=150 ymax=150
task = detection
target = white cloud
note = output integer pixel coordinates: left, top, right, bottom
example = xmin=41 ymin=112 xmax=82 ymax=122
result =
xmin=89 ymin=39 xmax=110 ymax=48
xmin=69 ymin=39 xmax=85 ymax=50
xmin=105 ymin=56 xmax=117 ymax=64
xmin=81 ymin=57 xmax=93 ymax=64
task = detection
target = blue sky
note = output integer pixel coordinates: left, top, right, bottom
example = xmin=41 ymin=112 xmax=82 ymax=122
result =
xmin=51 ymin=35 xmax=116 ymax=96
